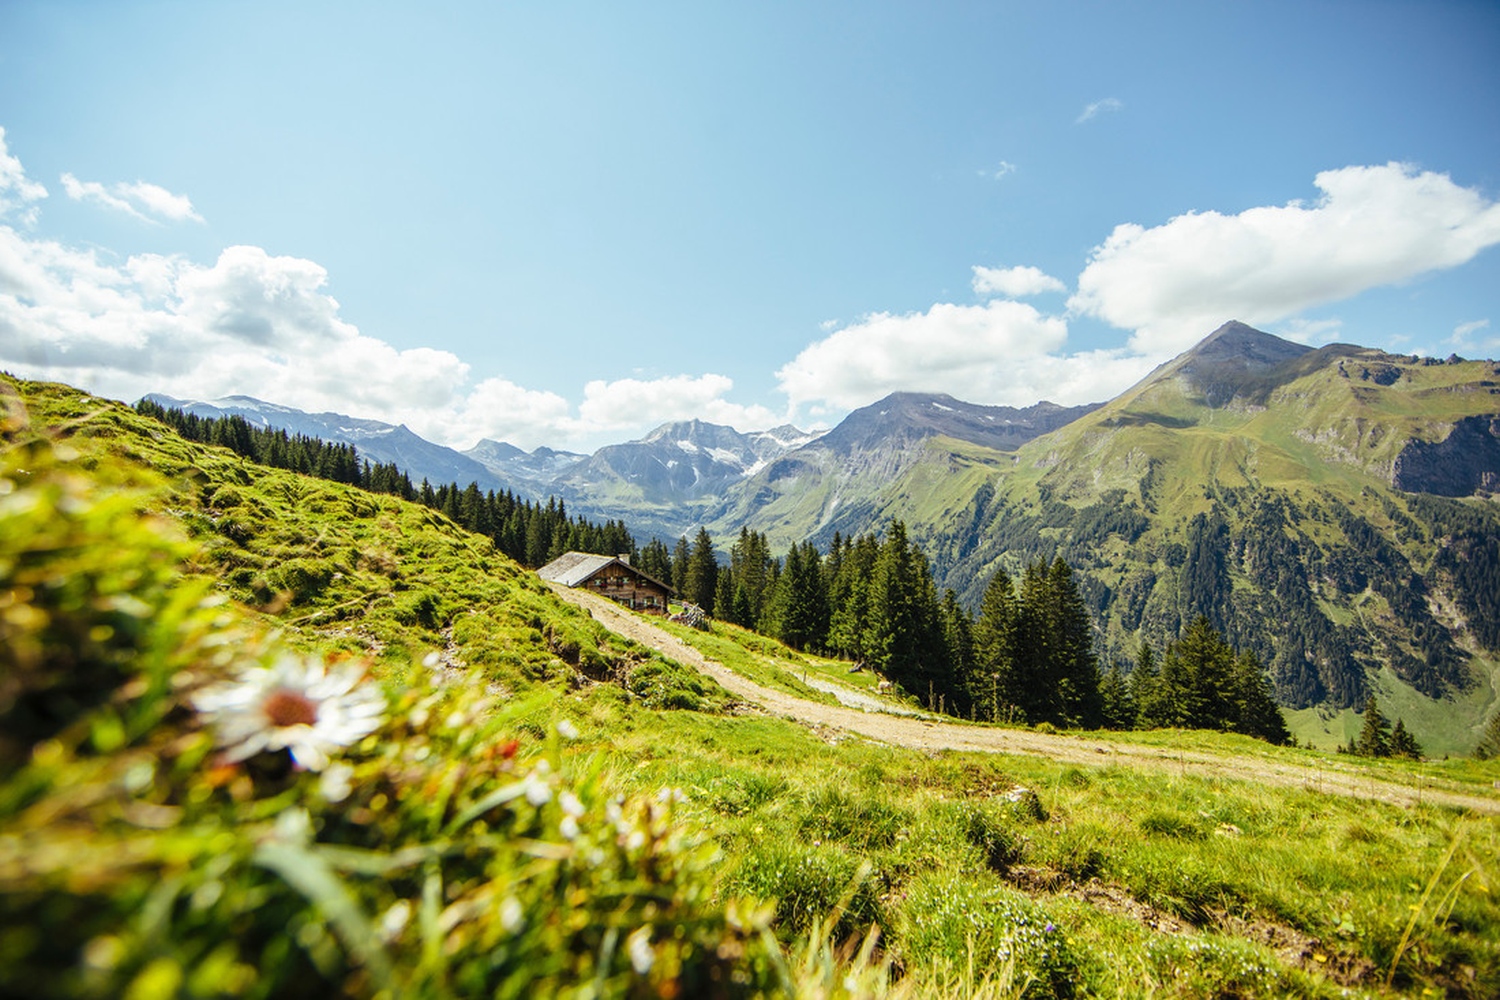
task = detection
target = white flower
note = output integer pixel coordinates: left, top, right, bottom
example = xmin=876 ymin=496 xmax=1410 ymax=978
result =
xmin=193 ymin=653 xmax=386 ymax=772
xmin=271 ymin=806 xmax=313 ymax=844
xmin=560 ymin=790 xmax=585 ymax=817
xmin=524 ymin=771 xmax=552 ymax=806
xmin=556 ymin=718 xmax=580 ymax=740
xmin=500 ymin=896 xmax=524 ymax=934
xmin=560 ymin=815 xmax=580 ymax=840
xmin=627 ymin=926 xmax=654 ymax=975
xmin=319 ymin=762 xmax=355 ymax=802
xmin=379 ymin=900 xmax=411 ymax=942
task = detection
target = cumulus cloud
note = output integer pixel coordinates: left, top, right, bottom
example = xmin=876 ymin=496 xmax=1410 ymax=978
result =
xmin=0 ymin=127 xmax=47 ymax=225
xmin=579 ymin=374 xmax=781 ymax=434
xmin=0 ymin=226 xmax=772 ymax=450
xmin=61 ymin=172 xmax=204 ymax=224
xmin=972 ymin=265 xmax=1066 ymax=298
xmin=1070 ymin=163 xmax=1500 ymax=354
xmin=1076 ymin=97 xmax=1123 ymax=124
xmin=776 ymin=300 xmax=1073 ymax=411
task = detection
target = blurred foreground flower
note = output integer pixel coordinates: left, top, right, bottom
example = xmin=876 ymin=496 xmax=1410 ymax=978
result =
xmin=193 ymin=653 xmax=386 ymax=771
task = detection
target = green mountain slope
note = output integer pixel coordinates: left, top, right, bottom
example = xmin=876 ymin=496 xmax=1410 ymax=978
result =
xmin=917 ymin=324 xmax=1500 ymax=753
xmin=717 ymin=324 xmax=1500 ymax=753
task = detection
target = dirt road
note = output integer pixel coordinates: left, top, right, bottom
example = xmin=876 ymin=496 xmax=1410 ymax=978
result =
xmin=551 ymin=585 xmax=1500 ymax=816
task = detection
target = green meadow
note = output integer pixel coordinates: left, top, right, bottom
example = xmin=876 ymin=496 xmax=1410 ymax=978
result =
xmin=3 ymin=374 xmax=1498 ymax=999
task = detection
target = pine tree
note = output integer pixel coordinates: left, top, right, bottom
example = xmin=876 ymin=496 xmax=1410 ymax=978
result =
xmin=973 ymin=567 xmax=1019 ymax=721
xmin=713 ymin=565 xmax=737 ymax=625
xmin=1099 ymin=661 xmax=1136 ymax=730
xmin=1231 ymin=650 xmax=1290 ymax=745
xmin=638 ymin=538 xmax=674 ymax=589
xmin=1167 ymin=616 xmax=1237 ymax=730
xmin=864 ymin=521 xmax=944 ymax=703
xmin=1131 ymin=640 xmax=1165 ymax=729
xmin=1477 ymin=711 xmax=1500 ymax=760
xmin=1389 ymin=719 xmax=1423 ymax=760
xmin=671 ymin=537 xmax=691 ymax=601
xmin=1041 ymin=557 xmax=1103 ymax=729
xmin=684 ymin=528 xmax=719 ymax=613
xmin=939 ymin=589 xmax=975 ymax=717
xmin=1355 ymin=696 xmax=1392 ymax=758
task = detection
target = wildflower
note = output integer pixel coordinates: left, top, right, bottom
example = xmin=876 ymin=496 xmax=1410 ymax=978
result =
xmin=627 ymin=926 xmax=654 ymax=975
xmin=379 ymin=900 xmax=411 ymax=942
xmin=560 ymin=815 xmax=580 ymax=840
xmin=560 ymin=790 xmax=585 ymax=817
xmin=500 ymin=896 xmax=524 ymax=934
xmin=193 ymin=653 xmax=386 ymax=772
xmin=524 ymin=770 xmax=552 ymax=806
xmin=319 ymin=762 xmax=355 ymax=802
xmin=270 ymin=806 xmax=313 ymax=844
xmin=556 ymin=718 xmax=580 ymax=740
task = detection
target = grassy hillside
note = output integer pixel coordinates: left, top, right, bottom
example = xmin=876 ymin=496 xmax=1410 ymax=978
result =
xmin=4 ymin=373 xmax=1500 ymax=998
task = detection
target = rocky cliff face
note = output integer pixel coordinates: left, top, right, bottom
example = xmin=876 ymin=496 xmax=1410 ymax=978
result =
xmin=1393 ymin=414 xmax=1500 ymax=496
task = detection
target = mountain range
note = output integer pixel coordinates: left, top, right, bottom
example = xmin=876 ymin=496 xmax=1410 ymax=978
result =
xmin=146 ymin=321 xmax=1500 ymax=752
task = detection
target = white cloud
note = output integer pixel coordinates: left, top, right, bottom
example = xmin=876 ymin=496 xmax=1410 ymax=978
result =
xmin=984 ymin=161 xmax=1017 ymax=181
xmin=1274 ymin=317 xmax=1344 ymax=346
xmin=776 ymin=300 xmax=1072 ymax=411
xmin=0 ymin=127 xmax=47 ymax=225
xmin=1076 ymin=97 xmax=1123 ymax=124
xmin=1070 ymin=163 xmax=1500 ymax=354
xmin=972 ymin=265 xmax=1066 ymax=298
xmin=1449 ymin=318 xmax=1496 ymax=354
xmin=61 ymin=171 xmax=204 ymax=224
xmin=578 ymin=374 xmax=781 ymax=434
xmin=0 ymin=152 xmax=769 ymax=453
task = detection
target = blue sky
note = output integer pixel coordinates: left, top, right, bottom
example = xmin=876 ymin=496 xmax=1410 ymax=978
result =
xmin=2 ymin=1 xmax=1498 ymax=450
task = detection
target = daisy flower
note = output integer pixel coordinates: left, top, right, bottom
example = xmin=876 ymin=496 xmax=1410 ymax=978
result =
xmin=193 ymin=653 xmax=386 ymax=771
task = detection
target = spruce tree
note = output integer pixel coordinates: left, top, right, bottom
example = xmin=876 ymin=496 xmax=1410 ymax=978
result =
xmin=939 ymin=589 xmax=975 ymax=717
xmin=684 ymin=528 xmax=719 ymax=613
xmin=1477 ymin=711 xmax=1500 ymax=760
xmin=638 ymin=538 xmax=674 ymax=589
xmin=671 ymin=537 xmax=691 ymax=602
xmin=1231 ymin=650 xmax=1290 ymax=745
xmin=1099 ymin=661 xmax=1136 ymax=730
xmin=714 ymin=565 xmax=737 ymax=625
xmin=864 ymin=521 xmax=945 ymax=704
xmin=1131 ymin=641 xmax=1165 ymax=729
xmin=1355 ymin=696 xmax=1392 ymax=758
xmin=1042 ymin=557 xmax=1103 ymax=729
xmin=1389 ymin=719 xmax=1423 ymax=760
xmin=974 ymin=567 xmax=1019 ymax=721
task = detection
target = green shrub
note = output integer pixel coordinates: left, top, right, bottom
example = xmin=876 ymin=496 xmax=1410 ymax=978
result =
xmin=1139 ymin=810 xmax=1206 ymax=840
xmin=626 ymin=657 xmax=730 ymax=712
xmin=897 ymin=870 xmax=1078 ymax=998
xmin=392 ymin=588 xmax=442 ymax=628
xmin=796 ymin=786 xmax=909 ymax=851
xmin=706 ymin=770 xmax=788 ymax=817
xmin=1145 ymin=934 xmax=1291 ymax=997
xmin=945 ymin=800 xmax=1022 ymax=873
xmin=721 ymin=839 xmax=880 ymax=940
xmin=268 ymin=557 xmax=336 ymax=603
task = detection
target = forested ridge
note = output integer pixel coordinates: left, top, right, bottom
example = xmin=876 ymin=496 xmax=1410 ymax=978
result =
xmin=136 ymin=398 xmax=637 ymax=569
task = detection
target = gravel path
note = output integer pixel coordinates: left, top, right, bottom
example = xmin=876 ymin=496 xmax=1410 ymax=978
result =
xmin=551 ymin=585 xmax=1500 ymax=816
